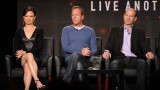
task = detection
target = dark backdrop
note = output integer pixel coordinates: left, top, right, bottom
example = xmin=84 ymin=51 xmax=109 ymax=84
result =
xmin=0 ymin=0 xmax=159 ymax=73
xmin=0 ymin=1 xmax=17 ymax=73
xmin=17 ymin=0 xmax=160 ymax=55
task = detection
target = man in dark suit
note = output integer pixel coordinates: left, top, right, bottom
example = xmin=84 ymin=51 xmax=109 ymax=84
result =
xmin=102 ymin=8 xmax=154 ymax=90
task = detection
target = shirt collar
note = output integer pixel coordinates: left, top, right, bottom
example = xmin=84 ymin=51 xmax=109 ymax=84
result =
xmin=73 ymin=25 xmax=84 ymax=30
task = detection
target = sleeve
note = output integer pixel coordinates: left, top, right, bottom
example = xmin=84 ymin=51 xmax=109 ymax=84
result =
xmin=13 ymin=29 xmax=21 ymax=56
xmin=61 ymin=27 xmax=75 ymax=54
xmin=139 ymin=30 xmax=151 ymax=54
xmin=103 ymin=27 xmax=115 ymax=52
xmin=90 ymin=30 xmax=97 ymax=56
xmin=30 ymin=28 xmax=44 ymax=55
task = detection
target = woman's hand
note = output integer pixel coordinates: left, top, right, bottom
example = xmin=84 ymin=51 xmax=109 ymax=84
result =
xmin=15 ymin=50 xmax=26 ymax=59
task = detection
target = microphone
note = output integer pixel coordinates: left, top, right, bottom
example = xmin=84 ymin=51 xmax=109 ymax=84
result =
xmin=127 ymin=31 xmax=130 ymax=34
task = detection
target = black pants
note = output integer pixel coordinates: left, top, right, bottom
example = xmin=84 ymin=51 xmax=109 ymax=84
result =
xmin=109 ymin=57 xmax=147 ymax=90
xmin=148 ymin=70 xmax=160 ymax=90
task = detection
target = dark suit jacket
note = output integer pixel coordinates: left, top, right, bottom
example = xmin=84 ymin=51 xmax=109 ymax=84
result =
xmin=104 ymin=25 xmax=151 ymax=60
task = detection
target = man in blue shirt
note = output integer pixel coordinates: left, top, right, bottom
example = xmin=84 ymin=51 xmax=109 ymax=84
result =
xmin=102 ymin=8 xmax=154 ymax=90
xmin=61 ymin=5 xmax=97 ymax=83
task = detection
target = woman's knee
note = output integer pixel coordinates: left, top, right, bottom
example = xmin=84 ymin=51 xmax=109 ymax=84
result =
xmin=26 ymin=53 xmax=33 ymax=57
xmin=25 ymin=53 xmax=34 ymax=60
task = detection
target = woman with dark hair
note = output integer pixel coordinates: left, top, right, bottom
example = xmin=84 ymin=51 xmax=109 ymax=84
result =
xmin=14 ymin=5 xmax=45 ymax=90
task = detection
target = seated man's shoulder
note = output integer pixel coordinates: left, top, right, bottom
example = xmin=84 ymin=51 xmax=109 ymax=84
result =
xmin=84 ymin=25 xmax=94 ymax=31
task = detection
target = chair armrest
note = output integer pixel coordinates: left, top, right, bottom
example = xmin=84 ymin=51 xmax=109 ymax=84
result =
xmin=5 ymin=55 xmax=12 ymax=77
xmin=146 ymin=58 xmax=158 ymax=77
xmin=47 ymin=56 xmax=53 ymax=77
xmin=147 ymin=59 xmax=151 ymax=77
xmin=54 ymin=55 xmax=65 ymax=78
xmin=104 ymin=58 xmax=110 ymax=77
xmin=154 ymin=55 xmax=160 ymax=71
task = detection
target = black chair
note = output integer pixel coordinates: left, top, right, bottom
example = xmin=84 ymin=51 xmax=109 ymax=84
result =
xmin=105 ymin=37 xmax=155 ymax=89
xmin=5 ymin=37 xmax=54 ymax=79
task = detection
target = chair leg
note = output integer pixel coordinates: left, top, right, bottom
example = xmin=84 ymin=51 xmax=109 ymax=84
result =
xmin=98 ymin=74 xmax=101 ymax=90
xmin=105 ymin=75 xmax=109 ymax=90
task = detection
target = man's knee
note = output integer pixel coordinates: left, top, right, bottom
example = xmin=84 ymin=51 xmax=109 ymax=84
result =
xmin=110 ymin=60 xmax=119 ymax=70
xmin=66 ymin=52 xmax=80 ymax=64
xmin=138 ymin=59 xmax=146 ymax=68
xmin=71 ymin=52 xmax=80 ymax=58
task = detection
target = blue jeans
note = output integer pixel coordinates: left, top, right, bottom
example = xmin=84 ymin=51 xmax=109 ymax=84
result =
xmin=62 ymin=52 xmax=90 ymax=83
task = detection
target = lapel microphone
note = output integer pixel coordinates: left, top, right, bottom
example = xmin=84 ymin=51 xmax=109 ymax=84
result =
xmin=127 ymin=29 xmax=131 ymax=34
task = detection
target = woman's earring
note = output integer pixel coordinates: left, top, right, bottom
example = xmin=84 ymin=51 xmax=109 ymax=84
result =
xmin=23 ymin=21 xmax=24 ymax=26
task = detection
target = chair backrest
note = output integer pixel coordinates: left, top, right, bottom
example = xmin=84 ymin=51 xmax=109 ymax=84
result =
xmin=146 ymin=37 xmax=150 ymax=47
xmin=60 ymin=37 xmax=102 ymax=56
xmin=40 ymin=37 xmax=54 ymax=67
xmin=155 ymin=36 xmax=159 ymax=55
xmin=155 ymin=36 xmax=160 ymax=70
xmin=96 ymin=37 xmax=102 ymax=55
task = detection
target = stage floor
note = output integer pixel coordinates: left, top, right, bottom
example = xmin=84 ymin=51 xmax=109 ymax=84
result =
xmin=1 ymin=71 xmax=159 ymax=90
xmin=0 ymin=73 xmax=100 ymax=90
